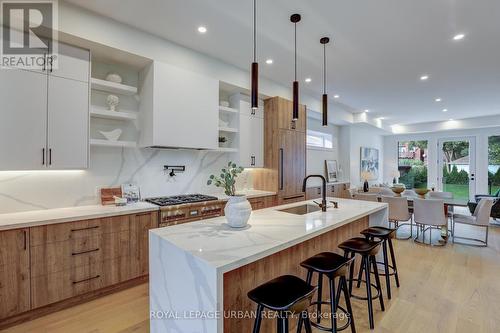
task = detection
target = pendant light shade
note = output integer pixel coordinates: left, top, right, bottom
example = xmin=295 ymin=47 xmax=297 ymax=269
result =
xmin=320 ymin=37 xmax=330 ymax=126
xmin=290 ymin=14 xmax=301 ymax=120
xmin=251 ymin=0 xmax=258 ymax=110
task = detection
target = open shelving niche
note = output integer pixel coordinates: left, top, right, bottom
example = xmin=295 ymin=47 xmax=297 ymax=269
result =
xmin=214 ymin=82 xmax=242 ymax=153
xmin=89 ymin=54 xmax=150 ymax=149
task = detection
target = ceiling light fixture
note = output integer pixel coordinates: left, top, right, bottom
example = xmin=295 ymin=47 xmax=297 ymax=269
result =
xmin=378 ymin=117 xmax=386 ymax=120
xmin=435 ymin=98 xmax=442 ymax=102
xmin=197 ymin=26 xmax=207 ymax=33
xmin=334 ymin=95 xmax=339 ymax=99
xmin=442 ymin=108 xmax=448 ymax=112
xmin=290 ymin=13 xmax=301 ymax=120
xmin=305 ymin=77 xmax=312 ymax=83
xmin=453 ymin=33 xmax=465 ymax=41
xmin=250 ymin=0 xmax=259 ymax=110
xmin=420 ymin=75 xmax=429 ymax=81
xmin=364 ymin=109 xmax=370 ymax=113
xmin=320 ymin=36 xmax=330 ymax=127
xmin=265 ymin=59 xmax=273 ymax=64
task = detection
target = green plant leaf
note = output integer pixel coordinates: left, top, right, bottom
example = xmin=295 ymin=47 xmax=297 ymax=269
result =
xmin=207 ymin=180 xmax=212 ymax=185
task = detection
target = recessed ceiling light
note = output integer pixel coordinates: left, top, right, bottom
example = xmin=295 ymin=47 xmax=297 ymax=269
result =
xmin=435 ymin=98 xmax=442 ymax=102
xmin=420 ymin=75 xmax=429 ymax=81
xmin=449 ymin=118 xmax=454 ymax=121
xmin=305 ymin=78 xmax=312 ymax=83
xmin=333 ymin=95 xmax=340 ymax=99
xmin=197 ymin=26 xmax=207 ymax=33
xmin=378 ymin=117 xmax=386 ymax=120
xmin=453 ymin=33 xmax=465 ymax=41
xmin=265 ymin=59 xmax=273 ymax=64
xmin=442 ymin=108 xmax=448 ymax=112
xmin=364 ymin=109 xmax=370 ymax=113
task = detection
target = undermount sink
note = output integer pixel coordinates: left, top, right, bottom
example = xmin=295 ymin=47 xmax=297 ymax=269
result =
xmin=278 ymin=204 xmax=321 ymax=215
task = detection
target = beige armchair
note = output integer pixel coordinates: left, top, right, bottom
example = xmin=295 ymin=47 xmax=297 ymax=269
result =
xmin=452 ymin=199 xmax=494 ymax=247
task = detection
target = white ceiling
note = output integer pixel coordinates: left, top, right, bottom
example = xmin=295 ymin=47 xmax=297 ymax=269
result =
xmin=65 ymin=0 xmax=500 ymax=126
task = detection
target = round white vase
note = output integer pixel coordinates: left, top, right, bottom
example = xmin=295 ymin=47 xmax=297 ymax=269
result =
xmin=224 ymin=195 xmax=252 ymax=228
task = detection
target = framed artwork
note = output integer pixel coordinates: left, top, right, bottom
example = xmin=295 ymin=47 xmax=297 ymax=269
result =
xmin=325 ymin=160 xmax=338 ymax=182
xmin=360 ymin=147 xmax=379 ymax=181
xmin=121 ymin=183 xmax=141 ymax=203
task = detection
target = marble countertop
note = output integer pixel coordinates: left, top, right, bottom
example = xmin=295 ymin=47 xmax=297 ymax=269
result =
xmin=150 ymin=197 xmax=386 ymax=273
xmin=0 ymin=202 xmax=159 ymax=231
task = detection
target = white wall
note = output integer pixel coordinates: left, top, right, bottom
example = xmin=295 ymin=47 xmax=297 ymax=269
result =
xmin=339 ymin=124 xmax=385 ymax=188
xmin=306 ymin=117 xmax=340 ymax=186
xmin=383 ymin=127 xmax=500 ymax=194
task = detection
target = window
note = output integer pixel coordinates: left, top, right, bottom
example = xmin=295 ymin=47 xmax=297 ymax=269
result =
xmin=397 ymin=141 xmax=428 ymax=189
xmin=488 ymin=136 xmax=500 ymax=195
xmin=307 ymin=130 xmax=333 ymax=149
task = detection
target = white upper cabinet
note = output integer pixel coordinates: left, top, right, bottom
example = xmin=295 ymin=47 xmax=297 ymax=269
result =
xmin=47 ymin=76 xmax=89 ymax=169
xmin=0 ymin=69 xmax=48 ymax=170
xmin=139 ymin=61 xmax=218 ymax=150
xmin=49 ymin=43 xmax=90 ymax=82
xmin=0 ymin=43 xmax=90 ymax=170
xmin=231 ymin=95 xmax=264 ymax=168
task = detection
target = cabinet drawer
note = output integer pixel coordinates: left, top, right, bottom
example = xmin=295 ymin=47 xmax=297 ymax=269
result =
xmin=31 ymin=231 xmax=130 ymax=277
xmin=278 ymin=194 xmax=305 ymax=205
xmin=30 ymin=215 xmax=130 ymax=246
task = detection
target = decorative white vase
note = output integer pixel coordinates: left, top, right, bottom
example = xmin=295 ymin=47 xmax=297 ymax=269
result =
xmin=224 ymin=195 xmax=252 ymax=228
xmin=106 ymin=73 xmax=123 ymax=84
xmin=106 ymin=94 xmax=119 ymax=111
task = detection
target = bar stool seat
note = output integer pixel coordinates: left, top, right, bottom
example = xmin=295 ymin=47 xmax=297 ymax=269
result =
xmin=360 ymin=226 xmax=394 ymax=238
xmin=338 ymin=237 xmax=380 ymax=254
xmin=299 ymin=252 xmax=355 ymax=333
xmin=248 ymin=275 xmax=316 ymax=333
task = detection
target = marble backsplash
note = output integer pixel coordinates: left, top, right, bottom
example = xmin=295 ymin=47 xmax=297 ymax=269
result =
xmin=0 ymin=147 xmax=253 ymax=214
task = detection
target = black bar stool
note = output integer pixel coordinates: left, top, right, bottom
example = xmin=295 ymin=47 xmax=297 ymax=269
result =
xmin=248 ymin=275 xmax=316 ymax=333
xmin=338 ymin=237 xmax=384 ymax=330
xmin=298 ymin=252 xmax=356 ymax=333
xmin=359 ymin=226 xmax=400 ymax=300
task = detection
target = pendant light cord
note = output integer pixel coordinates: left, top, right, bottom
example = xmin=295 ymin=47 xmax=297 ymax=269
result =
xmin=253 ymin=0 xmax=256 ymax=62
xmin=323 ymin=43 xmax=326 ymax=94
xmin=294 ymin=23 xmax=297 ymax=80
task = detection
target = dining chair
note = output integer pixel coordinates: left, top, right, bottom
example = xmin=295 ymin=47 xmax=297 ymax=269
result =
xmin=382 ymin=196 xmax=413 ymax=239
xmin=402 ymin=189 xmax=418 ymax=197
xmin=354 ymin=193 xmax=380 ymax=202
xmin=428 ymin=191 xmax=454 ymax=231
xmin=413 ymin=198 xmax=447 ymax=246
xmin=379 ymin=187 xmax=395 ymax=196
xmin=452 ymin=198 xmax=494 ymax=247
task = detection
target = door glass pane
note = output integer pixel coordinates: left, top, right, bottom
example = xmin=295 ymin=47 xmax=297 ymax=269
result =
xmin=488 ymin=136 xmax=500 ymax=195
xmin=398 ymin=141 xmax=428 ymax=189
xmin=441 ymin=140 xmax=470 ymax=200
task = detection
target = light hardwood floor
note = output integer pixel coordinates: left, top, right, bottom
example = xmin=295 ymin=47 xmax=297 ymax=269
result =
xmin=3 ymin=219 xmax=500 ymax=333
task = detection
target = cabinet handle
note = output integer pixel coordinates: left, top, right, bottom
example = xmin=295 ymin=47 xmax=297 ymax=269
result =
xmin=72 ymin=248 xmax=100 ymax=256
xmin=279 ymin=148 xmax=284 ymax=190
xmin=71 ymin=225 xmax=100 ymax=232
xmin=135 ymin=212 xmax=151 ymax=217
xmin=251 ymin=108 xmax=256 ymax=115
xmin=251 ymin=155 xmax=255 ymax=166
xmin=283 ymin=194 xmax=304 ymax=200
xmin=42 ymin=148 xmax=45 ymax=165
xmin=23 ymin=230 xmax=27 ymax=250
xmin=49 ymin=56 xmax=53 ymax=72
xmin=72 ymin=275 xmax=100 ymax=284
xmin=48 ymin=148 xmax=52 ymax=165
xmin=42 ymin=53 xmax=46 ymax=71
xmin=317 ymin=188 xmax=321 ymax=195
xmin=290 ymin=121 xmax=296 ymax=130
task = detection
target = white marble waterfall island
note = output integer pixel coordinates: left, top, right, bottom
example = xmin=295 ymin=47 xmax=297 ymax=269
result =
xmin=149 ymin=198 xmax=387 ymax=333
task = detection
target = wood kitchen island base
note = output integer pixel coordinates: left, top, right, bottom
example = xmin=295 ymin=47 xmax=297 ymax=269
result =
xmin=223 ymin=216 xmax=368 ymax=332
xmin=149 ymin=198 xmax=387 ymax=333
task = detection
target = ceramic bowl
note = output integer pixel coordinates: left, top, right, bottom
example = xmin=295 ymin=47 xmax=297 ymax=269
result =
xmin=105 ymin=73 xmax=123 ymax=84
xmin=414 ymin=188 xmax=430 ymax=198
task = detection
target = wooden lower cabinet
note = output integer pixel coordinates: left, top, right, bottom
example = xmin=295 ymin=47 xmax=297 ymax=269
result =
xmin=0 ymin=211 xmax=157 ymax=323
xmin=278 ymin=194 xmax=306 ymax=205
xmin=0 ymin=229 xmax=30 ymax=319
xmin=306 ymin=186 xmax=322 ymax=200
xmin=247 ymin=195 xmax=277 ymax=210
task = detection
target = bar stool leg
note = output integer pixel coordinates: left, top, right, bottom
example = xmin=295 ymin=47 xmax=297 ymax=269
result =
xmin=282 ymin=317 xmax=289 ymax=333
xmin=347 ymin=252 xmax=356 ymax=294
xmin=298 ymin=270 xmax=314 ymax=332
xmin=277 ymin=315 xmax=282 ymax=332
xmin=382 ymin=241 xmax=391 ymax=299
xmin=329 ymin=276 xmax=338 ymax=333
xmin=317 ymin=273 xmax=323 ymax=324
xmin=387 ymin=238 xmax=400 ymax=287
xmin=363 ymin=256 xmax=375 ymax=329
xmin=370 ymin=255 xmax=385 ymax=311
xmin=252 ymin=304 xmax=263 ymax=333
xmin=341 ymin=276 xmax=356 ymax=333
xmin=303 ymin=315 xmax=313 ymax=333
xmin=356 ymin=259 xmax=364 ymax=289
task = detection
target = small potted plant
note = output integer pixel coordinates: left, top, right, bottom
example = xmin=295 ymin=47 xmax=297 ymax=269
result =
xmin=207 ymin=162 xmax=251 ymax=228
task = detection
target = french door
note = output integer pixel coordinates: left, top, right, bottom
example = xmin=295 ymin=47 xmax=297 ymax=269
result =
xmin=438 ymin=137 xmax=476 ymax=200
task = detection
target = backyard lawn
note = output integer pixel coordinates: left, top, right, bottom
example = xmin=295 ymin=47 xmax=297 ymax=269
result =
xmin=442 ymin=184 xmax=500 ymax=200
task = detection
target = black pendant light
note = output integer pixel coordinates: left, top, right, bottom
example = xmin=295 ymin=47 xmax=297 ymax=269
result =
xmin=290 ymin=14 xmax=301 ymax=120
xmin=251 ymin=0 xmax=258 ymax=110
xmin=320 ymin=37 xmax=330 ymax=126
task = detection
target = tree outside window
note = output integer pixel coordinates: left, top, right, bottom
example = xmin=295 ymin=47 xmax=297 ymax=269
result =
xmin=488 ymin=136 xmax=500 ymax=195
xmin=398 ymin=141 xmax=428 ymax=189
